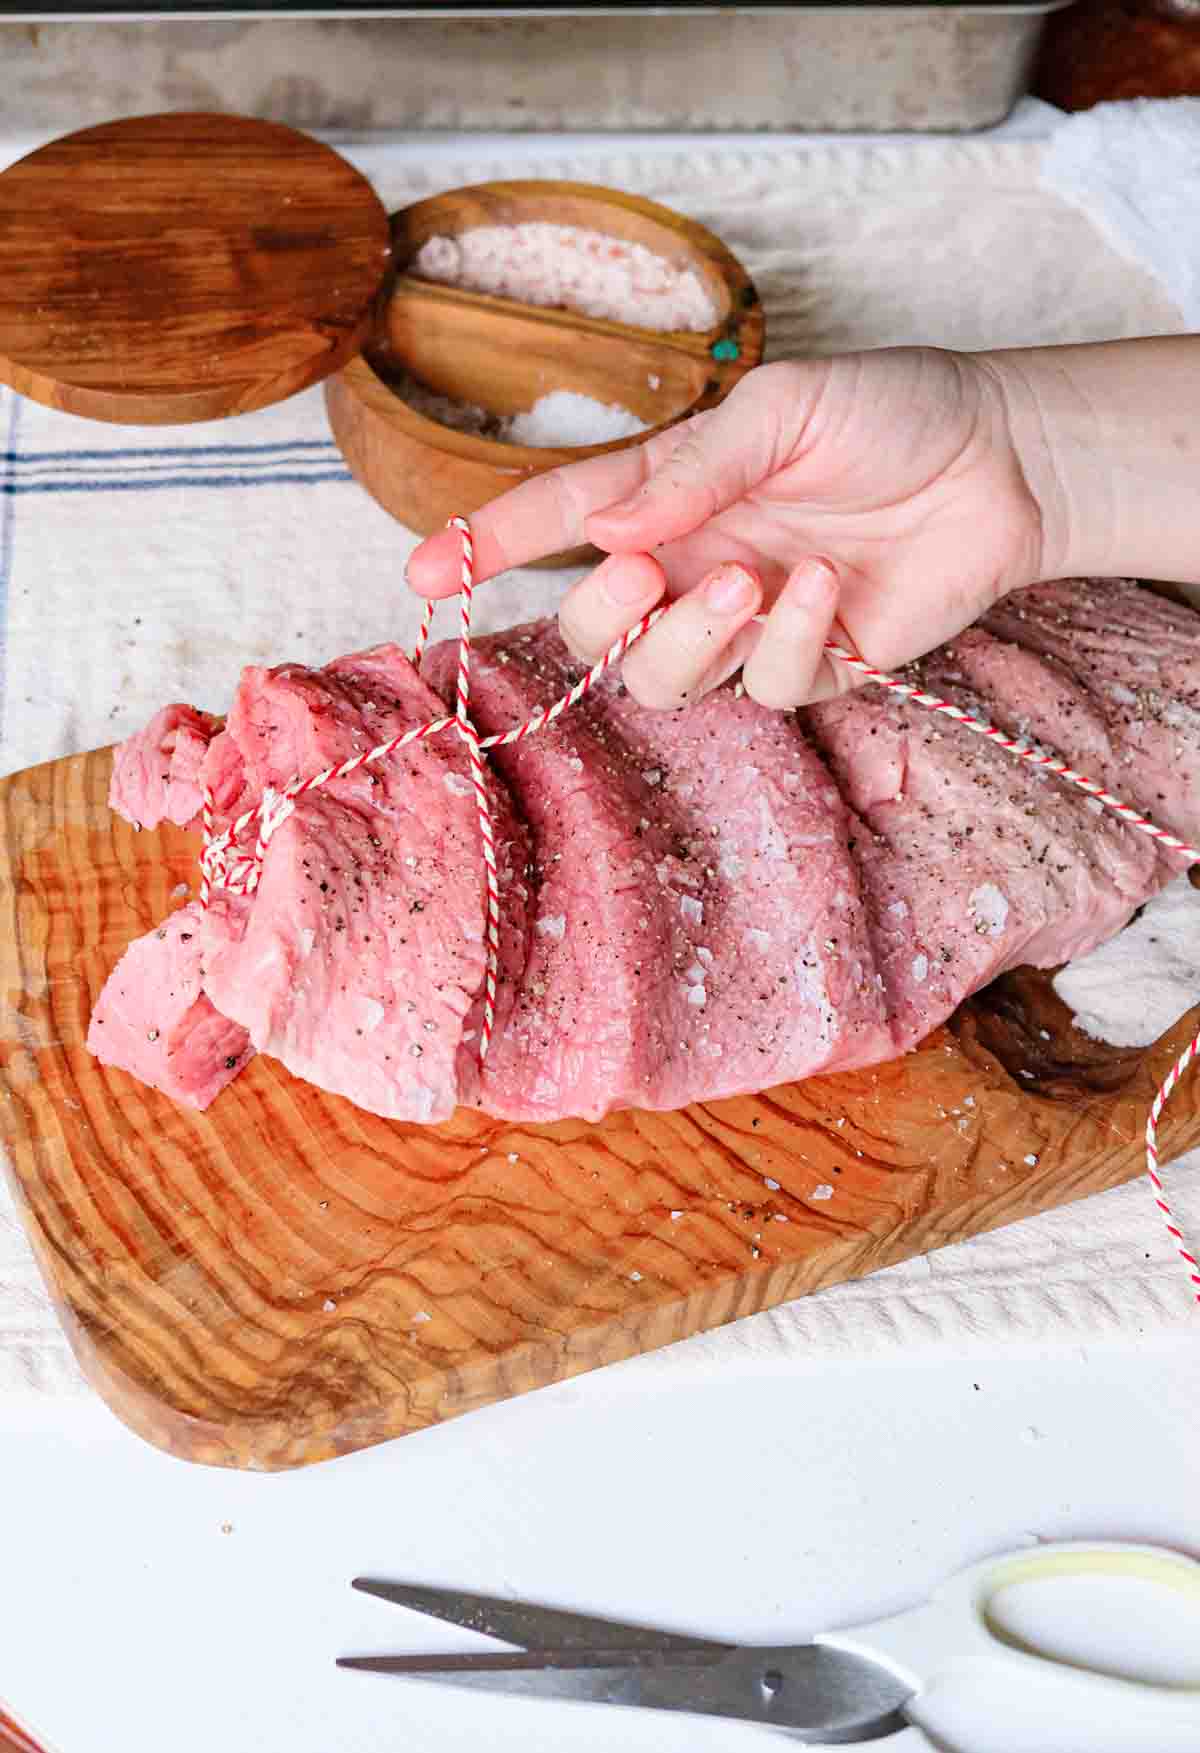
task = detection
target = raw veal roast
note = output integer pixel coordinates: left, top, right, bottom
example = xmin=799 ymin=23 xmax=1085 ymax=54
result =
xmin=90 ymin=645 xmax=531 ymax=1122
xmin=88 ymin=578 xmax=1200 ymax=1123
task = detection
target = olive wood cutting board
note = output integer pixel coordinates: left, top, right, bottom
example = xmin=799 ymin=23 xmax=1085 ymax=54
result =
xmin=1 ymin=746 xmax=1197 ymax=1471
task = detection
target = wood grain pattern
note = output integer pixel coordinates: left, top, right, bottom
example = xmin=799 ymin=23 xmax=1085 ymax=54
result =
xmin=0 ymin=114 xmax=391 ymax=424
xmin=324 ymin=180 xmax=764 ymax=562
xmin=2 ymin=746 xmax=1197 ymax=1471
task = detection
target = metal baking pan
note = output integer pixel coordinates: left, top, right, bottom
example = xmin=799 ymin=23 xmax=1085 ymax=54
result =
xmin=1 ymin=5 xmax=1073 ymax=134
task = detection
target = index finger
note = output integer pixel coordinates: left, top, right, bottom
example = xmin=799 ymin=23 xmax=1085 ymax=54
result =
xmin=404 ymin=421 xmax=700 ymax=597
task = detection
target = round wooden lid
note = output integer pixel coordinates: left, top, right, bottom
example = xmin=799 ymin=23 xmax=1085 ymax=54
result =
xmin=0 ymin=113 xmax=392 ymax=425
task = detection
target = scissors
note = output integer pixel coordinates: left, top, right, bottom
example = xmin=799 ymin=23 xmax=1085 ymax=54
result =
xmin=338 ymin=1540 xmax=1200 ymax=1744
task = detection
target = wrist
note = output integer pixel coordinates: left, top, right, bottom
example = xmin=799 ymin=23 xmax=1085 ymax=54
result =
xmin=975 ymin=346 xmax=1111 ymax=584
xmin=977 ymin=337 xmax=1200 ymax=588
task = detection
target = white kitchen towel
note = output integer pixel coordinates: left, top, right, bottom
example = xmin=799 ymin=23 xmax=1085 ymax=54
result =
xmin=1 ymin=122 xmax=1198 ymax=1400
xmin=1042 ymin=97 xmax=1200 ymax=329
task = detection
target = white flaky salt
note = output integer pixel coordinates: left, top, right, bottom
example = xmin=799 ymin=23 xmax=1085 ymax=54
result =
xmin=395 ymin=373 xmax=648 ymax=450
xmin=968 ymin=882 xmax=1010 ymax=938
xmin=504 ymin=392 xmax=647 ymax=448
xmin=414 ymin=222 xmax=719 ymax=332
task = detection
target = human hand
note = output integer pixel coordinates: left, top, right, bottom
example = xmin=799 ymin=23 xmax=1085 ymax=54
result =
xmin=406 ymin=348 xmax=1051 ymax=708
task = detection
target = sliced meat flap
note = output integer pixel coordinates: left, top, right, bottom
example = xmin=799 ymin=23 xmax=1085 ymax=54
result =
xmin=802 ymin=662 xmax=1162 ymax=1051
xmin=201 ymin=644 xmax=530 ymax=1122
xmin=109 ymin=704 xmax=220 ymax=831
xmin=86 ymin=901 xmax=252 ymax=1109
xmin=982 ymin=576 xmax=1200 ymax=846
xmin=425 ymin=621 xmax=890 ymax=1121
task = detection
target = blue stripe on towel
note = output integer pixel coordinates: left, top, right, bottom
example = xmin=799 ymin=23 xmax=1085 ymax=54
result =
xmin=0 ymin=470 xmax=354 ymax=496
xmin=0 ymin=394 xmax=22 ymax=740
xmin=3 ymin=439 xmax=342 ymax=466
xmin=13 ymin=456 xmax=347 ymax=481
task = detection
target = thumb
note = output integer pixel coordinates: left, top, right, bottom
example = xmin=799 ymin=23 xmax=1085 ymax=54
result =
xmin=585 ymin=380 xmax=775 ymax=552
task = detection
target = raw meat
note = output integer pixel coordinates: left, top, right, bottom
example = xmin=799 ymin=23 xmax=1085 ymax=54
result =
xmin=97 ymin=645 xmax=530 ymax=1121
xmin=981 ymin=577 xmax=1200 ymax=843
xmin=91 ymin=579 xmax=1200 ymax=1127
xmin=108 ymin=703 xmax=220 ymax=831
xmin=802 ymin=658 xmax=1162 ymax=1051
xmin=425 ymin=622 xmax=890 ymax=1121
xmin=86 ymin=901 xmax=252 ymax=1108
xmin=199 ymin=645 xmax=531 ymax=1123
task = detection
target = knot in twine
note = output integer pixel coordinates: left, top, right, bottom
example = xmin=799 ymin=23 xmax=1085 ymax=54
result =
xmin=197 ymin=516 xmax=1200 ymax=1303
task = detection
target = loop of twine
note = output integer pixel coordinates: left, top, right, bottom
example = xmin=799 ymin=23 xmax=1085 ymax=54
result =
xmin=198 ymin=517 xmax=1200 ymax=1302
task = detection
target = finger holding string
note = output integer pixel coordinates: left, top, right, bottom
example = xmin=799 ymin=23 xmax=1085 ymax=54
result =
xmin=565 ymin=553 xmax=859 ymax=711
xmin=611 ymin=553 xmax=860 ymax=713
xmin=558 ymin=517 xmax=795 ymax=668
xmin=558 ymin=551 xmax=670 ymax=666
xmin=616 ymin=560 xmax=765 ymax=710
xmin=739 ymin=556 xmax=859 ymax=708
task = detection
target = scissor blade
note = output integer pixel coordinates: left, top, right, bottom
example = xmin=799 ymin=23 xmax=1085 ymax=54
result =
xmin=338 ymin=1642 xmax=914 ymax=1742
xmin=339 ymin=1652 xmax=715 ymax=1710
xmin=350 ymin=1578 xmax=733 ymax=1654
xmin=338 ymin=1648 xmax=722 ymax=1675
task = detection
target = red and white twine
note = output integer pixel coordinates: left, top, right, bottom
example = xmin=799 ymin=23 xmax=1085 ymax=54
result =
xmin=198 ymin=517 xmax=1199 ymax=1301
xmin=825 ymin=642 xmax=1200 ymax=1303
xmin=198 ymin=518 xmax=665 ymax=1059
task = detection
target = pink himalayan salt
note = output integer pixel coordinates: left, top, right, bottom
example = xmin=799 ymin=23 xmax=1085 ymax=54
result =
xmin=413 ymin=222 xmax=719 ymax=333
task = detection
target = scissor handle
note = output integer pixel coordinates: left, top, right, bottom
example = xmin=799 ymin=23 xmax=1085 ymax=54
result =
xmin=817 ymin=1540 xmax=1200 ymax=1723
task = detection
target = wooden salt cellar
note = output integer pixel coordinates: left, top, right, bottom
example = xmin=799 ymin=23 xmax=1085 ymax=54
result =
xmin=0 ymin=113 xmax=391 ymax=424
xmin=0 ymin=114 xmax=763 ymax=556
xmin=325 ymin=180 xmax=763 ymax=559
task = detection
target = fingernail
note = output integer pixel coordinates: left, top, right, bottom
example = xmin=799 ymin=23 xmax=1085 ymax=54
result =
xmin=404 ymin=531 xmax=443 ymax=586
xmin=785 ymin=556 xmax=839 ymax=597
xmin=704 ymin=563 xmax=758 ymax=615
xmin=599 ymin=557 xmax=656 ymax=605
